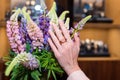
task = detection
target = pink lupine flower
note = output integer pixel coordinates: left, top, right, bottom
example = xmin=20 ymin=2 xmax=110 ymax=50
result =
xmin=6 ymin=21 xmax=25 ymax=53
xmin=26 ymin=20 xmax=44 ymax=50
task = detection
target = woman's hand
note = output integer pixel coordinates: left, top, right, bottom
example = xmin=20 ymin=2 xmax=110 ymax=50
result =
xmin=48 ymin=20 xmax=81 ymax=75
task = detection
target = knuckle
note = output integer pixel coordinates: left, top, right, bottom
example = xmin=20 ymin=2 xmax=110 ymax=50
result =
xmin=59 ymin=37 xmax=65 ymax=42
xmin=56 ymin=54 xmax=62 ymax=59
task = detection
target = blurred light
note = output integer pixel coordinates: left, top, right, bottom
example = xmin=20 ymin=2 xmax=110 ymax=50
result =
xmin=35 ymin=5 xmax=41 ymax=11
xmin=31 ymin=0 xmax=36 ymax=6
xmin=26 ymin=0 xmax=30 ymax=5
xmin=27 ymin=10 xmax=32 ymax=15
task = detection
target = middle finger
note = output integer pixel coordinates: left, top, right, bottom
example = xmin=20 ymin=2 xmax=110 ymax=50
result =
xmin=51 ymin=23 xmax=66 ymax=43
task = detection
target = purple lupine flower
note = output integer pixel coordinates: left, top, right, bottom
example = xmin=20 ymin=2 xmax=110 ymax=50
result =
xmin=26 ymin=20 xmax=44 ymax=51
xmin=6 ymin=21 xmax=25 ymax=53
xmin=21 ymin=52 xmax=39 ymax=70
xmin=38 ymin=15 xmax=50 ymax=44
xmin=19 ymin=15 xmax=33 ymax=52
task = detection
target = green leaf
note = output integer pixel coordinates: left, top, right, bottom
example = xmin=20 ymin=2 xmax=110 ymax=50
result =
xmin=26 ymin=43 xmax=31 ymax=53
xmin=33 ymin=48 xmax=40 ymax=55
xmin=52 ymin=70 xmax=57 ymax=80
xmin=41 ymin=60 xmax=48 ymax=68
xmin=20 ymin=77 xmax=24 ymax=80
xmin=10 ymin=50 xmax=17 ymax=58
xmin=31 ymin=71 xmax=40 ymax=80
xmin=47 ymin=70 xmax=51 ymax=80
xmin=5 ymin=61 xmax=11 ymax=66
xmin=35 ymin=70 xmax=42 ymax=76
xmin=24 ymin=74 xmax=28 ymax=80
xmin=3 ymin=56 xmax=12 ymax=61
xmin=37 ymin=59 xmax=41 ymax=72
xmin=52 ymin=67 xmax=63 ymax=73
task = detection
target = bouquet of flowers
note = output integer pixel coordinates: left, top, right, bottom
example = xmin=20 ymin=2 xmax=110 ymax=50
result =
xmin=4 ymin=1 xmax=91 ymax=80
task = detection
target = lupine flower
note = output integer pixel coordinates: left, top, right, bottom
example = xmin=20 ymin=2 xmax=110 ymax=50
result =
xmin=6 ymin=21 xmax=25 ymax=53
xmin=5 ymin=3 xmax=92 ymax=80
xmin=22 ymin=53 xmax=39 ymax=70
xmin=39 ymin=15 xmax=50 ymax=44
xmin=27 ymin=20 xmax=44 ymax=50
xmin=19 ymin=15 xmax=33 ymax=52
xmin=70 ymin=15 xmax=92 ymax=38
xmin=5 ymin=52 xmax=39 ymax=76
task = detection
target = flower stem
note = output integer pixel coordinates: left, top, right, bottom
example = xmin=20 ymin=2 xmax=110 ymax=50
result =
xmin=70 ymin=29 xmax=78 ymax=38
xmin=5 ymin=57 xmax=18 ymax=76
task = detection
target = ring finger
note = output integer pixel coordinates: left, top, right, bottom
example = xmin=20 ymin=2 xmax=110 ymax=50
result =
xmin=49 ymin=29 xmax=62 ymax=50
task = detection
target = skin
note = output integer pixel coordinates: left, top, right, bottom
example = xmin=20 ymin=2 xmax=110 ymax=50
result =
xmin=48 ymin=20 xmax=81 ymax=76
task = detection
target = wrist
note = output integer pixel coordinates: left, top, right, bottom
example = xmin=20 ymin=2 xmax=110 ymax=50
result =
xmin=65 ymin=65 xmax=81 ymax=76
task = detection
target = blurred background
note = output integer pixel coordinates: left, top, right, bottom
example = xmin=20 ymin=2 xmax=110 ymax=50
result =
xmin=0 ymin=0 xmax=120 ymax=80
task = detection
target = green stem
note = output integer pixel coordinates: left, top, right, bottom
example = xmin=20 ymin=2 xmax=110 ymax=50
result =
xmin=70 ymin=29 xmax=79 ymax=38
